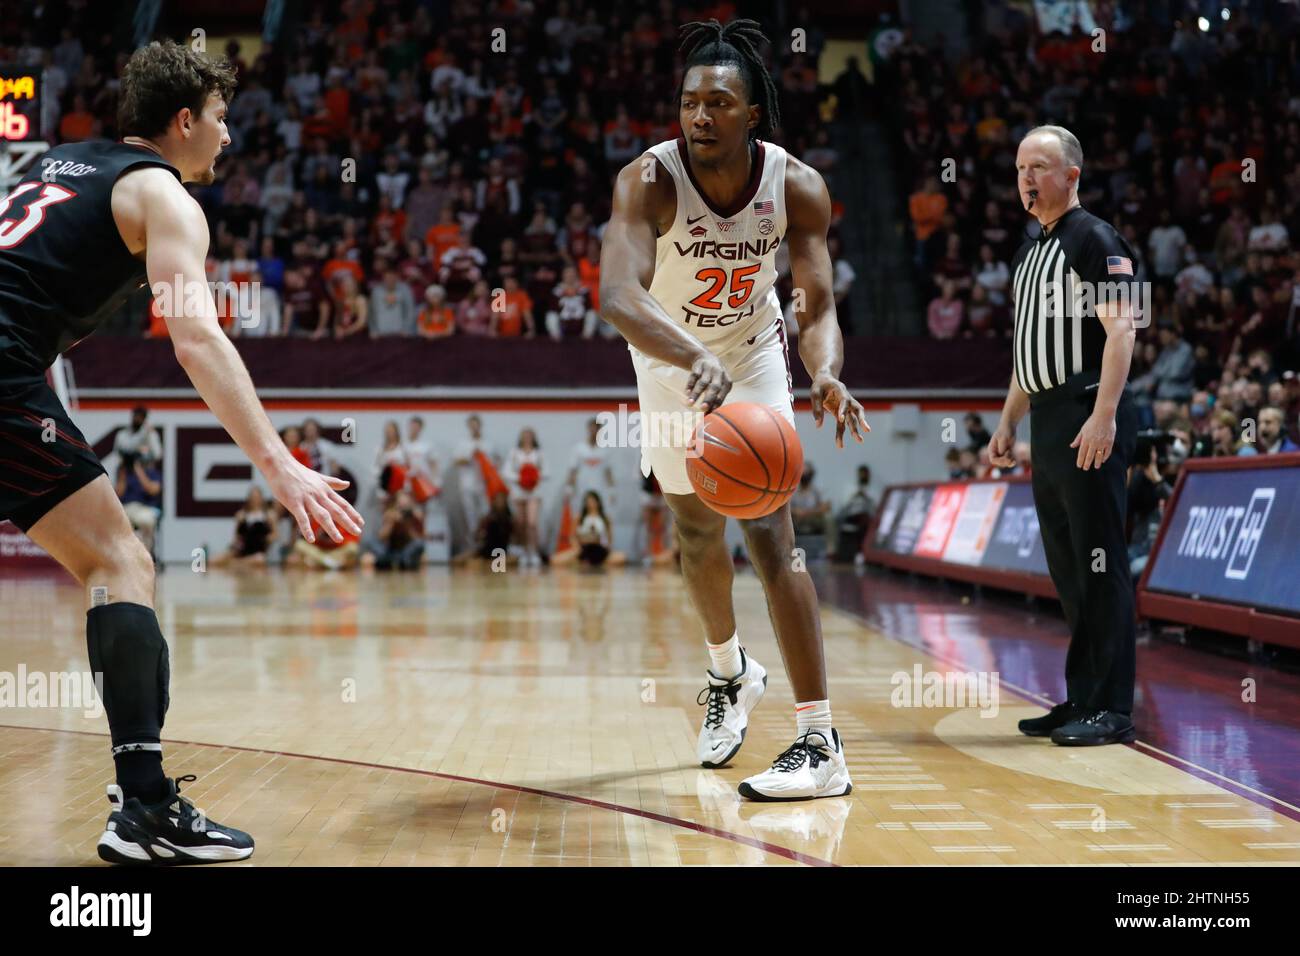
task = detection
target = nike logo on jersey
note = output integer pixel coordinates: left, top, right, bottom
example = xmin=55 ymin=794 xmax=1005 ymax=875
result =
xmin=686 ymin=214 xmax=708 ymax=225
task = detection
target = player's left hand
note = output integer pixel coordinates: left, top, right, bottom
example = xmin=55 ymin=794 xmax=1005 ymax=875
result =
xmin=1070 ymin=412 xmax=1116 ymax=470
xmin=810 ymin=375 xmax=870 ymax=448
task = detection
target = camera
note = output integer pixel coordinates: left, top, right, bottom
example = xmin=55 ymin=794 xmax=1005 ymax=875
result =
xmin=1134 ymin=428 xmax=1173 ymax=468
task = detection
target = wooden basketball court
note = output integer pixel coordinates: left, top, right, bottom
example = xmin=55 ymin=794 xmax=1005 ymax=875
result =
xmin=2 ymin=566 xmax=1298 ymax=867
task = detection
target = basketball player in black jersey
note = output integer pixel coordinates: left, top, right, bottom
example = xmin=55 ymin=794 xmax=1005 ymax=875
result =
xmin=0 ymin=41 xmax=363 ymax=864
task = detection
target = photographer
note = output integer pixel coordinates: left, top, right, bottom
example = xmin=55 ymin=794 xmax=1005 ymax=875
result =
xmin=1126 ymin=431 xmax=1175 ymax=578
xmin=113 ymin=405 xmax=162 ymax=467
xmin=115 ymin=452 xmax=162 ymax=555
xmin=361 ymin=489 xmax=426 ymax=571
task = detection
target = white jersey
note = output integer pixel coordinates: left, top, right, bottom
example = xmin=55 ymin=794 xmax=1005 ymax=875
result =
xmin=644 ymin=138 xmax=788 ymax=355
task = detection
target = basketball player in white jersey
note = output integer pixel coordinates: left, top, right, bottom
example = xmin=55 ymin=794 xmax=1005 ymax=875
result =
xmin=600 ymin=19 xmax=868 ymax=801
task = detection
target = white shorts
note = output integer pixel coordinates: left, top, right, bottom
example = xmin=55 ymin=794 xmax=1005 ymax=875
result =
xmin=630 ymin=323 xmax=794 ymax=496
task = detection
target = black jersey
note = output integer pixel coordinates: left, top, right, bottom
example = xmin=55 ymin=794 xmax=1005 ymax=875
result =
xmin=1009 ymin=206 xmax=1141 ymax=394
xmin=0 ymin=140 xmax=180 ymax=377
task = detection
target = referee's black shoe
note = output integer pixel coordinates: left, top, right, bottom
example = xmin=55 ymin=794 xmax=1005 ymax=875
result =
xmin=1050 ymin=710 xmax=1137 ymax=746
xmin=1017 ymin=701 xmax=1082 ymax=737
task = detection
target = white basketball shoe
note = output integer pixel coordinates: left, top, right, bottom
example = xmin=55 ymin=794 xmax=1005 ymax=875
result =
xmin=738 ymin=728 xmax=853 ymax=801
xmin=696 ymin=648 xmax=767 ymax=768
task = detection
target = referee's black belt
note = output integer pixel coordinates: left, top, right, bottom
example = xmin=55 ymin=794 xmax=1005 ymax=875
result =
xmin=1028 ymin=368 xmax=1104 ymax=410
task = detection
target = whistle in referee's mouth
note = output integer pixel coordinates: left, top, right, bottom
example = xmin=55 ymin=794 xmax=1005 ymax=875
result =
xmin=1026 ymin=189 xmax=1038 ymax=210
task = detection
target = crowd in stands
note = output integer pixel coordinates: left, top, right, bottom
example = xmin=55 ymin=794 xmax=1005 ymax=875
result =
xmin=7 ymin=1 xmax=860 ymax=341
xmin=888 ymin=8 xmax=1300 ymax=559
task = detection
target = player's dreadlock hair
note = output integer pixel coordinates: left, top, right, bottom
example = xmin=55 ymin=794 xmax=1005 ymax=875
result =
xmin=677 ymin=18 xmax=781 ymax=140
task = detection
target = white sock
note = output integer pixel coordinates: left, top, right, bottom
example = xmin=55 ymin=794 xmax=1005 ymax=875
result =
xmin=795 ymin=699 xmax=833 ymax=740
xmin=706 ymin=633 xmax=744 ymax=679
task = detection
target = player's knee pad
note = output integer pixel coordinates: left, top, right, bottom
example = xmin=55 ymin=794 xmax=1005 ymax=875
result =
xmin=86 ymin=602 xmax=170 ymax=751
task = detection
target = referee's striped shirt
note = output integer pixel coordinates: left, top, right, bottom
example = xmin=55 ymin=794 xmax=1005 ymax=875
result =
xmin=1009 ymin=206 xmax=1140 ymax=394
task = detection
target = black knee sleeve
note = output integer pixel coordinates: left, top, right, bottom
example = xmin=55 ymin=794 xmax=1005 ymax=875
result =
xmin=86 ymin=602 xmax=170 ymax=753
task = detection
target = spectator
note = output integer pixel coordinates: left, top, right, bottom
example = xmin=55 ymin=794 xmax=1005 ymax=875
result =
xmin=113 ymin=405 xmax=162 ymax=467
xmin=966 ymin=283 xmax=995 ymax=337
xmin=417 ymin=284 xmax=456 ymax=338
xmin=829 ymin=234 xmax=856 ymax=312
xmin=283 ymin=266 xmax=331 ymax=338
xmin=506 ymin=428 xmax=545 ymax=567
xmin=834 ymin=465 xmax=876 ymax=564
xmin=330 ymin=273 xmax=369 ymax=339
xmin=115 ymin=453 xmax=162 ymax=555
xmin=403 ymin=415 xmax=440 ymax=502
xmin=565 ymin=417 xmax=616 ymax=507
xmin=1126 ymin=442 xmax=1173 ymax=577
xmin=1247 ymin=207 xmax=1289 ymax=253
xmin=58 ymin=92 xmax=96 ymax=141
xmin=791 ymin=464 xmax=830 ymax=538
xmin=909 ymin=176 xmax=948 ymax=269
xmin=1147 ymin=208 xmax=1188 ymax=282
xmin=1132 ymin=322 xmax=1195 ymax=404
xmin=212 ymin=487 xmax=278 ymax=566
xmin=438 ymin=228 xmax=487 ymax=301
xmin=494 ymin=275 xmax=535 ymax=337
xmin=369 ymin=268 xmax=417 ymax=336
xmin=944 ymin=447 xmax=964 ymax=480
xmin=974 ymin=243 xmax=1011 ymax=306
xmin=373 ymin=420 xmax=409 ymax=505
xmin=965 ymin=413 xmax=992 ymax=454
xmin=453 ymin=490 xmax=514 ymax=567
xmin=457 ymin=280 xmax=495 ymax=336
xmin=546 ymin=265 xmax=598 ymax=339
xmin=927 ymin=279 xmax=963 ymax=339
xmin=551 ymin=491 xmax=626 ymax=567
xmin=452 ymin=415 xmax=499 ymax=556
xmin=1254 ymin=406 xmax=1300 ymax=454
xmin=425 ymin=205 xmax=463 ymax=266
xmin=361 ymin=490 xmax=426 ymax=570
xmin=1208 ymin=410 xmax=1246 ymax=457
xmin=375 ymin=152 xmax=411 ymax=210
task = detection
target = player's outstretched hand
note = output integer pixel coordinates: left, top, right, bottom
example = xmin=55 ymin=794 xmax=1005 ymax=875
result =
xmin=685 ymin=352 xmax=732 ymax=414
xmin=267 ymin=458 xmax=365 ymax=544
xmin=811 ymin=375 xmax=870 ymax=448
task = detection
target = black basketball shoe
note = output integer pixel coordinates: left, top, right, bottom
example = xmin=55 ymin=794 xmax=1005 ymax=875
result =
xmin=97 ymin=775 xmax=255 ymax=865
xmin=1017 ymin=701 xmax=1083 ymax=737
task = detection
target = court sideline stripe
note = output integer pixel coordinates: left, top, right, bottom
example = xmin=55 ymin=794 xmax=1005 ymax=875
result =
xmin=0 ymin=723 xmax=838 ymax=867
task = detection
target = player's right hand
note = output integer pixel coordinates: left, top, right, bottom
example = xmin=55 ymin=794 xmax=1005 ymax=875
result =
xmin=685 ymin=352 xmax=732 ymax=414
xmin=988 ymin=424 xmax=1016 ymax=469
xmin=267 ymin=458 xmax=365 ymax=544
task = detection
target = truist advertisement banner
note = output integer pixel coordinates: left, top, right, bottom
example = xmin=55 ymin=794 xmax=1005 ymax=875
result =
xmin=871 ymin=480 xmax=1050 ymax=578
xmin=979 ymin=481 xmax=1050 ymax=575
xmin=1145 ymin=466 xmax=1300 ymax=617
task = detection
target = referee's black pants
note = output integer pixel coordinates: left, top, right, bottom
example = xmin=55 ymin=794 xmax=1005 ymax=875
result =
xmin=1028 ymin=370 xmax=1138 ymax=715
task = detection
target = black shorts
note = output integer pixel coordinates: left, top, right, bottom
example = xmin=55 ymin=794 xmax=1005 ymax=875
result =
xmin=0 ymin=376 xmax=106 ymax=533
xmin=578 ymin=543 xmax=609 ymax=566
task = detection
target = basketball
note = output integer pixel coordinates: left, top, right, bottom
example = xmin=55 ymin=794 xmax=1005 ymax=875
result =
xmin=687 ymin=402 xmax=803 ymax=519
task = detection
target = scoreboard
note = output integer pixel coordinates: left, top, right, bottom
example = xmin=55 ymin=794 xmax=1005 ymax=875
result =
xmin=0 ymin=67 xmax=41 ymax=141
xmin=0 ymin=66 xmax=45 ymax=189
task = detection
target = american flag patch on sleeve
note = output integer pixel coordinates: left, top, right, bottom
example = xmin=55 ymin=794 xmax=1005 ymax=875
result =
xmin=1106 ymin=256 xmax=1133 ymax=275
xmin=753 ymin=199 xmax=774 ymax=215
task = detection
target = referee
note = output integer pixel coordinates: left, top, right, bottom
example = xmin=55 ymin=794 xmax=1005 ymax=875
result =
xmin=988 ymin=126 xmax=1140 ymax=746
